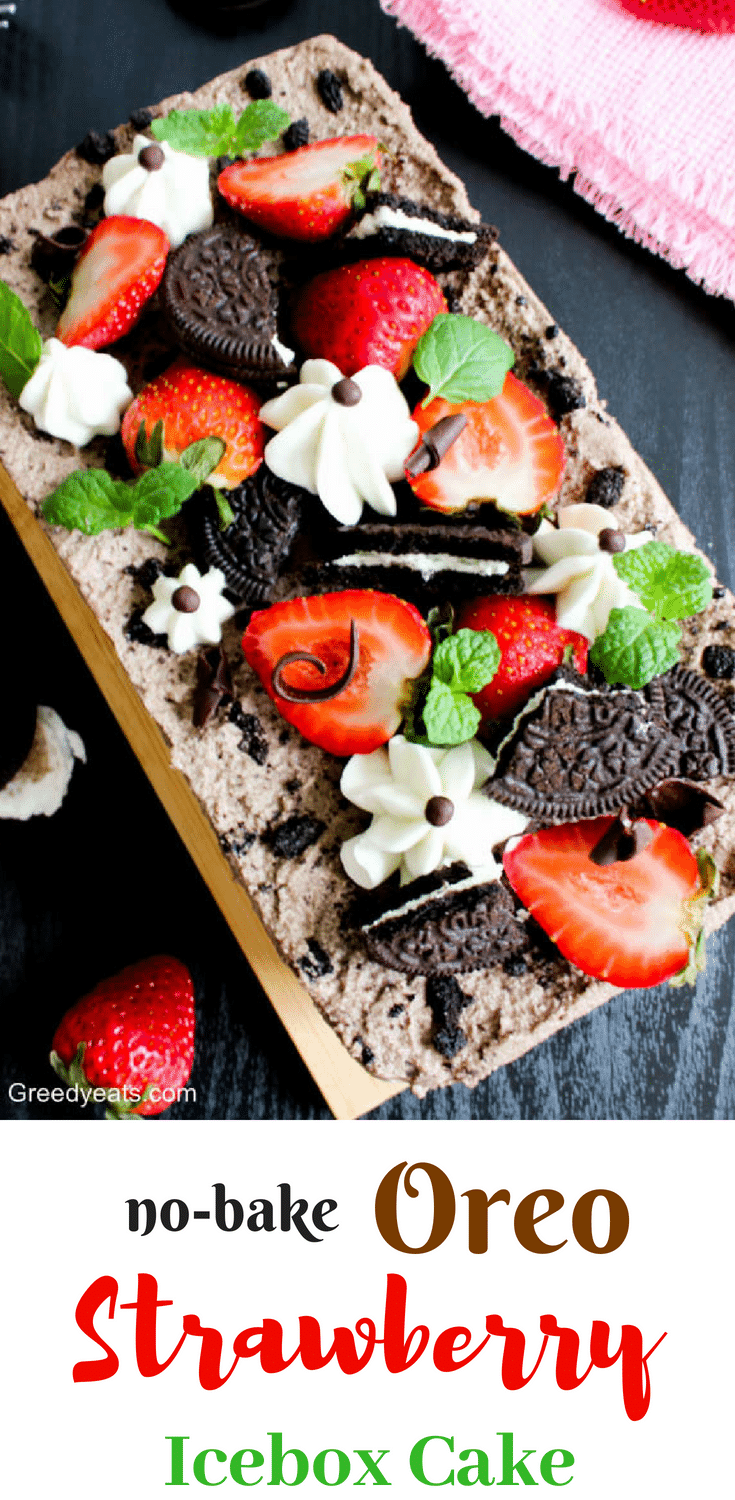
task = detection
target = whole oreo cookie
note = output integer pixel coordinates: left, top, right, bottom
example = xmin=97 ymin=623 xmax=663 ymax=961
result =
xmin=487 ymin=673 xmax=679 ymax=821
xmin=161 ymin=225 xmax=293 ymax=384
xmin=340 ymin=192 xmax=496 ymax=274
xmin=1 ymin=691 xmax=37 ymax=792
xmin=356 ymin=864 xmax=529 ymax=975
xmin=192 ymin=464 xmax=303 ymax=604
xmin=653 ymin=665 xmax=735 ymax=781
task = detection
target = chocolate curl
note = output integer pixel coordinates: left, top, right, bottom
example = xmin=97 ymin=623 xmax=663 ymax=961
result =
xmin=643 ymin=778 xmax=725 ymax=839
xmin=589 ymin=809 xmax=655 ymax=866
xmin=272 ymin=620 xmax=359 ymax=704
xmin=405 ymin=413 xmax=468 ymax=477
xmin=193 ymin=645 xmax=233 ymax=730
xmin=30 ymin=225 xmax=88 ymax=282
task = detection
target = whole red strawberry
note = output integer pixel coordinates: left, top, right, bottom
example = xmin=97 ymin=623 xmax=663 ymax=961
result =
xmin=50 ymin=956 xmax=195 ymax=1118
xmin=121 ymin=359 xmax=265 ymax=491
xmin=455 ymin=594 xmax=588 ymax=721
xmin=617 ymin=0 xmax=735 ymax=30
xmin=291 ymin=258 xmax=447 ymax=380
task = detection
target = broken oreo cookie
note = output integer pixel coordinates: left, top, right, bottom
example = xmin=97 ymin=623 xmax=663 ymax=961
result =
xmin=317 ymin=522 xmax=531 ymax=610
xmin=340 ymin=192 xmax=496 ymax=274
xmin=487 ymin=673 xmax=679 ymax=821
xmin=161 ymin=224 xmax=294 ymax=384
xmin=654 ymin=665 xmax=735 ymax=780
xmin=355 ymin=864 xmax=529 ymax=975
xmin=192 ymin=464 xmax=303 ymax=605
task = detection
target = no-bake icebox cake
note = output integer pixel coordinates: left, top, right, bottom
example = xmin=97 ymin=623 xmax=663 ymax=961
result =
xmin=2 ymin=36 xmax=735 ymax=1098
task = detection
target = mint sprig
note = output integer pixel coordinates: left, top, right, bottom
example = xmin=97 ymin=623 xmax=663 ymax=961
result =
xmin=413 ymin=314 xmax=515 ymax=407
xmin=42 ymin=464 xmax=199 ymax=543
xmin=613 ymin=540 xmax=712 ymax=622
xmin=589 ymin=606 xmax=682 ymax=690
xmin=151 ymin=100 xmax=290 ymax=159
xmin=0 ymin=280 xmax=42 ymax=399
xmin=408 ymin=626 xmax=500 ymax=747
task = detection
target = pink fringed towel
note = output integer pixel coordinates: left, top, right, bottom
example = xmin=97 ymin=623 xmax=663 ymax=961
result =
xmin=380 ymin=0 xmax=735 ymax=300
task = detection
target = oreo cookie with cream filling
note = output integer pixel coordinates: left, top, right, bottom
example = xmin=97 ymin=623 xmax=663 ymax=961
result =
xmin=340 ymin=191 xmax=496 ymax=273
xmin=161 ymin=224 xmax=295 ymax=385
xmin=192 ymin=465 xmax=304 ymax=604
xmin=354 ymin=862 xmax=530 ymax=975
xmin=485 ymin=669 xmax=680 ymax=821
xmin=315 ymin=522 xmax=531 ymax=610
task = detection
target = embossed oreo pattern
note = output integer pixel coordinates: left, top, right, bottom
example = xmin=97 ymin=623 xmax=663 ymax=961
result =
xmin=161 ymin=225 xmax=289 ymax=380
xmin=363 ymin=878 xmax=528 ymax=975
xmin=654 ymin=666 xmax=735 ymax=781
xmin=195 ymin=466 xmax=303 ymax=603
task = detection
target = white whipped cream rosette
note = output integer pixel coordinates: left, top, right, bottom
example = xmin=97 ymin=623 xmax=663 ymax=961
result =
xmin=19 ymin=338 xmax=132 ymax=446
xmin=526 ymin=502 xmax=654 ymax=642
xmin=0 ymin=707 xmax=85 ymax=820
xmin=259 ymin=359 xmax=419 ymax=525
xmin=142 ymin=563 xmax=235 ymax=654
xmin=340 ymin=734 xmax=527 ymax=890
xmin=102 ymin=135 xmax=213 ymax=249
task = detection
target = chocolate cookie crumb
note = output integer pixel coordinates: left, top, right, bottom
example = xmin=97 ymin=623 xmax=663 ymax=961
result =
xmin=388 ymin=1004 xmax=404 ymax=1018
xmin=283 ymin=118 xmax=309 ymax=151
xmin=243 ymin=68 xmax=272 ymax=99
xmin=222 ymin=830 xmax=256 ymax=857
xmin=77 ymin=129 xmax=116 ymax=165
xmin=317 ymin=69 xmax=343 ymax=113
xmin=0 ymin=235 xmax=15 ymax=255
xmin=534 ymin=367 xmax=586 ymax=420
xmin=265 ymin=813 xmax=326 ymax=858
xmin=361 ymin=1045 xmax=375 ymax=1067
xmin=586 ymin=465 xmax=626 ymax=508
xmin=125 ymin=557 xmax=163 ymax=590
xmin=299 ymin=938 xmax=334 ymax=980
xmin=503 ymin=953 xmax=528 ymax=976
xmin=129 ymin=107 xmax=153 ymax=131
xmin=545 ymin=324 xmax=559 ymax=338
xmin=124 ymin=607 xmax=167 ymax=649
xmin=713 ymin=585 xmax=725 ymax=599
xmin=702 ymin=644 xmax=735 ymax=680
xmin=228 ymin=703 xmax=268 ymax=764
xmin=515 ymin=294 xmax=527 ymax=307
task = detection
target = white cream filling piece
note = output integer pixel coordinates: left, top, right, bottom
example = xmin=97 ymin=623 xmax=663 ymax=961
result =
xmin=348 ymin=205 xmax=477 ymax=244
xmin=333 ymin=552 xmax=509 ymax=580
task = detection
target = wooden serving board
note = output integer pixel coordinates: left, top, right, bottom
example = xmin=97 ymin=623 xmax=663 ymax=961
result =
xmin=0 ymin=461 xmax=404 ymax=1120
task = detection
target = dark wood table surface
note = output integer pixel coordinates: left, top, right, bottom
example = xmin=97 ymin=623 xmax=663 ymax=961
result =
xmin=1 ymin=0 xmax=734 ymax=1121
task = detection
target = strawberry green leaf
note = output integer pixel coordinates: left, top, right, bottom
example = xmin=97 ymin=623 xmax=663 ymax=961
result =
xmin=613 ymin=540 xmax=713 ymax=621
xmin=589 ymin=606 xmax=681 ymax=688
xmin=152 ymin=100 xmax=289 ymax=159
xmin=669 ymin=849 xmax=719 ymax=988
xmin=0 ymin=280 xmax=43 ymax=400
xmin=423 ymin=679 xmax=481 ymax=746
xmin=213 ymin=491 xmax=235 ymax=531
xmin=342 ymin=152 xmax=382 ymax=211
xmin=413 ymin=313 xmax=515 ymax=406
xmin=432 ymin=627 xmax=500 ymax=694
xmin=135 ymin=418 xmax=164 ymax=468
xmin=179 ymin=435 xmax=226 ymax=486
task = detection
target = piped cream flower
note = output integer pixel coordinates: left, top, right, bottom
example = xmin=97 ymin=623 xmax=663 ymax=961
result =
xmin=259 ymin=359 xmax=419 ymax=525
xmin=142 ymin=563 xmax=234 ymax=654
xmin=102 ymin=135 xmax=213 ymax=249
xmin=526 ymin=502 xmax=654 ymax=641
xmin=19 ymin=338 xmax=132 ymax=446
xmin=340 ymin=734 xmax=527 ymax=890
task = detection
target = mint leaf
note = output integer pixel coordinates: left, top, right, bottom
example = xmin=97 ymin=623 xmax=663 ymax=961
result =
xmin=589 ymin=606 xmax=681 ymax=689
xmin=423 ymin=680 xmax=481 ymax=746
xmin=0 ymin=280 xmax=42 ymax=399
xmin=232 ymin=100 xmax=291 ymax=156
xmin=613 ymin=540 xmax=712 ymax=622
xmin=179 ymin=435 xmax=226 ymax=486
xmin=43 ymin=469 xmax=133 ymax=535
xmin=152 ymin=100 xmax=289 ymax=159
xmin=413 ymin=314 xmax=515 ymax=406
xmin=432 ymin=627 xmax=500 ymax=694
xmin=130 ymin=464 xmax=198 ymax=535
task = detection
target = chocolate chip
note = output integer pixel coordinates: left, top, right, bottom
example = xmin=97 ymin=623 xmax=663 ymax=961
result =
xmin=129 ymin=107 xmax=153 ymax=131
xmin=586 ymin=465 xmax=626 ymax=508
xmin=331 ymin=377 xmax=362 ymax=406
xmin=589 ymin=813 xmax=654 ymax=866
xmin=264 ymin=813 xmax=326 ymax=858
xmin=171 ymin=585 xmax=200 ymax=613
xmin=193 ymin=645 xmax=233 ymax=730
xmin=598 ymin=528 xmax=626 ymax=554
xmin=360 ymin=1045 xmax=375 ymax=1067
xmin=702 ymin=644 xmax=735 ymax=680
xmin=0 ymin=235 xmax=15 ymax=255
xmin=283 ymin=118 xmax=309 ymax=152
xmin=77 ymin=129 xmax=116 ymax=165
xmin=221 ymin=829 xmax=255 ymax=857
xmin=317 ymin=68 xmax=343 ymax=113
xmin=643 ymin=778 xmax=724 ymax=838
xmin=243 ymin=68 xmax=272 ymax=99
xmin=425 ymin=795 xmax=454 ymax=827
xmin=299 ymin=938 xmax=334 ymax=980
xmin=138 ymin=143 xmax=165 ymax=171
xmin=228 ymin=703 xmax=268 ymax=765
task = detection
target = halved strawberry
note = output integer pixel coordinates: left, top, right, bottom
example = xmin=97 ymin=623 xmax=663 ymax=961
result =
xmin=455 ymin=595 xmax=588 ymax=721
xmin=503 ymin=818 xmax=713 ymax=988
xmin=291 ymin=258 xmax=447 ymax=379
xmin=405 ymin=375 xmax=565 ymax=516
xmin=121 ymin=358 xmax=264 ymax=490
xmin=242 ymin=591 xmax=432 ymax=755
xmin=56 ymin=215 xmax=169 ymax=350
xmin=218 ymin=135 xmax=382 ymax=242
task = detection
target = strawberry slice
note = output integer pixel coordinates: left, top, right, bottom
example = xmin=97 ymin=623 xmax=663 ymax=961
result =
xmin=218 ymin=135 xmax=382 ymax=242
xmin=121 ymin=358 xmax=265 ymax=490
xmin=456 ymin=595 xmax=588 ymax=721
xmin=56 ymin=215 xmax=169 ymax=350
xmin=242 ymin=591 xmax=432 ymax=755
xmin=291 ymin=257 xmax=447 ymax=379
xmin=405 ymin=375 xmax=565 ymax=516
xmin=503 ymin=818 xmax=713 ymax=988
